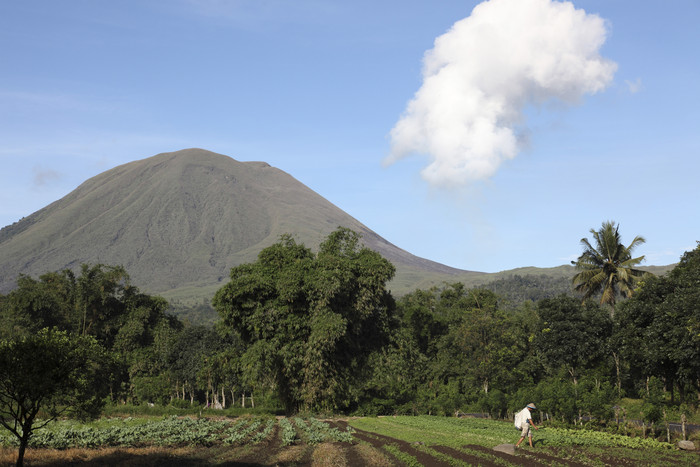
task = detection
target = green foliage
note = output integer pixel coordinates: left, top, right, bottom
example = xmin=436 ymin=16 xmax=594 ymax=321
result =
xmin=0 ymin=228 xmax=697 ymax=455
xmin=350 ymin=416 xmax=676 ymax=451
xmin=0 ymin=415 xmax=354 ymax=450
xmin=533 ymin=295 xmax=612 ymax=383
xmin=0 ymin=263 xmax=182 ymax=406
xmin=477 ymin=389 xmax=508 ymax=419
xmin=359 ymin=328 xmax=429 ymax=415
xmin=213 ymin=228 xmax=396 ymax=414
xmin=482 ymin=274 xmax=574 ymax=307
xmin=223 ymin=419 xmax=261 ymax=445
xmin=572 ymin=221 xmax=649 ymax=307
xmin=278 ymin=417 xmax=297 ymax=446
xmin=615 ymin=242 xmax=700 ymax=404
xmin=0 ymin=328 xmax=112 ymax=465
xmin=640 ymin=377 xmax=665 ymax=424
xmin=391 ymin=284 xmax=536 ymax=416
xmin=578 ymin=379 xmax=618 ymax=423
xmin=132 ymin=375 xmax=172 ymax=406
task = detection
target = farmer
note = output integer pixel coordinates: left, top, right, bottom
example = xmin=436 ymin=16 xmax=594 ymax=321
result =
xmin=515 ymin=403 xmax=539 ymax=448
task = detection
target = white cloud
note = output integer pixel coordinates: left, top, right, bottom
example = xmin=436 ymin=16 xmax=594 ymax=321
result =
xmin=625 ymin=78 xmax=643 ymax=94
xmin=387 ymin=0 xmax=617 ymax=187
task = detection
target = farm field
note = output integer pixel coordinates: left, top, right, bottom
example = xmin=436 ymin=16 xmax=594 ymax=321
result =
xmin=0 ymin=415 xmax=697 ymax=466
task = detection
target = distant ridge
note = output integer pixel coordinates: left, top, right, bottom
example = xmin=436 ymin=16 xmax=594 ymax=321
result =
xmin=0 ymin=149 xmax=482 ymax=301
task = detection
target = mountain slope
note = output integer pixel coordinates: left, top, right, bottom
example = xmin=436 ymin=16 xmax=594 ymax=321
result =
xmin=0 ymin=149 xmax=476 ymax=299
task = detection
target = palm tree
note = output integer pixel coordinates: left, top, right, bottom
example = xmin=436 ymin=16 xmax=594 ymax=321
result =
xmin=571 ymin=221 xmax=649 ymax=307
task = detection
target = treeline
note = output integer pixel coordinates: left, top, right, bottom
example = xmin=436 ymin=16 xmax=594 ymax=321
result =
xmin=482 ymin=273 xmax=573 ymax=308
xmin=1 ymin=229 xmax=698 ymax=425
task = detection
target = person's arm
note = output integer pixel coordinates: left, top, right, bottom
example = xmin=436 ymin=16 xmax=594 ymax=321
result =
xmin=528 ymin=417 xmax=538 ymax=430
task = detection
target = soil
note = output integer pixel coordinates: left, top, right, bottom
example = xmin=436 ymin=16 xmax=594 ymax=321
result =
xmin=6 ymin=420 xmax=698 ymax=466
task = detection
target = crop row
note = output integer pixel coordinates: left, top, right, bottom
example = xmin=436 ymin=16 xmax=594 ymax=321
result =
xmin=293 ymin=417 xmax=354 ymax=445
xmin=350 ymin=416 xmax=675 ymax=451
xmin=0 ymin=416 xmax=351 ymax=450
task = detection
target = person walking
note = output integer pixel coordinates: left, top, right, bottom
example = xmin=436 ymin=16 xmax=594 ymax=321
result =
xmin=515 ymin=403 xmax=539 ymax=448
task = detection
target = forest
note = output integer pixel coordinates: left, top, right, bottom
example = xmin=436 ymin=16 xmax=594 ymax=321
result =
xmin=1 ymin=226 xmax=698 ymax=462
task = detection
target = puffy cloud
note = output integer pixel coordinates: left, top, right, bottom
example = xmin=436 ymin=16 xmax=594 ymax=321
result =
xmin=387 ymin=0 xmax=617 ymax=186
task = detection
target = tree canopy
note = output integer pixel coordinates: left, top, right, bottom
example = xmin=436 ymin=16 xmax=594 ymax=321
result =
xmin=213 ymin=228 xmax=396 ymax=413
xmin=615 ymin=242 xmax=700 ymax=403
xmin=0 ymin=329 xmax=111 ymax=466
xmin=0 ymin=226 xmax=698 ymax=444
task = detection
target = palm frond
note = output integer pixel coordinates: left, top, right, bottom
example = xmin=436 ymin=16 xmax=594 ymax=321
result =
xmin=571 ymin=221 xmax=651 ymax=307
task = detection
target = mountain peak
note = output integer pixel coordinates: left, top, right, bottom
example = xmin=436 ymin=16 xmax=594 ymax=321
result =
xmin=0 ymin=149 xmax=468 ymax=300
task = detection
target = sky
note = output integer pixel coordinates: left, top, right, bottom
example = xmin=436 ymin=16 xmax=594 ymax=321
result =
xmin=1 ymin=0 xmax=698 ymax=273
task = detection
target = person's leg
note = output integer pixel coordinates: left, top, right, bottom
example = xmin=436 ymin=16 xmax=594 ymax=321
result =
xmin=528 ymin=434 xmax=533 ymax=447
xmin=516 ymin=424 xmax=529 ymax=447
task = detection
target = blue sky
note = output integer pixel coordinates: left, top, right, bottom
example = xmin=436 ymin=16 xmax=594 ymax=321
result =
xmin=1 ymin=0 xmax=698 ymax=273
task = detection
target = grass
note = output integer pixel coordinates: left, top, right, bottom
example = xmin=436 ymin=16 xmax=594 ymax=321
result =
xmin=350 ymin=416 xmax=510 ymax=448
xmin=1 ymin=414 xmax=698 ymax=466
xmin=618 ymin=397 xmax=700 ymax=425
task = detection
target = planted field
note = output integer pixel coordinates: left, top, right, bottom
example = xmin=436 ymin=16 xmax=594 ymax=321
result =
xmin=0 ymin=415 xmax=697 ymax=466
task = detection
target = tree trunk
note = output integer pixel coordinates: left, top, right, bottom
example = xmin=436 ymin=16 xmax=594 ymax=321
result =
xmin=612 ymin=351 xmax=622 ymax=396
xmin=645 ymin=376 xmax=650 ymax=397
xmin=251 ymin=392 xmax=255 ymax=409
xmin=16 ymin=422 xmax=33 ymax=467
xmin=241 ymin=392 xmax=246 ymax=408
xmin=568 ymin=366 xmax=578 ymax=386
xmin=221 ymin=387 xmax=226 ymax=409
xmin=17 ymin=440 xmax=26 ymax=467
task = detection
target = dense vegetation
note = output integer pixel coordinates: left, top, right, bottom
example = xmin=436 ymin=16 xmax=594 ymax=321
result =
xmin=1 ymin=227 xmax=698 ymax=464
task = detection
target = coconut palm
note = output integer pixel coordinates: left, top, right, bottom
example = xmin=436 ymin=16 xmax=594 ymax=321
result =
xmin=571 ymin=221 xmax=649 ymax=307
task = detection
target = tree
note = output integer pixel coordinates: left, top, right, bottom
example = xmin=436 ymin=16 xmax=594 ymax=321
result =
xmin=432 ymin=288 xmax=511 ymax=395
xmin=571 ymin=221 xmax=649 ymax=308
xmin=213 ymin=228 xmax=395 ymax=413
xmin=0 ymin=271 xmax=75 ymax=339
xmin=615 ymin=242 xmax=700 ymax=404
xmin=360 ymin=328 xmax=429 ymax=415
xmin=166 ymin=326 xmax=222 ymax=405
xmin=75 ymin=264 xmax=130 ymax=343
xmin=533 ymin=295 xmax=612 ymax=385
xmin=395 ymin=287 xmax=444 ymax=356
xmin=0 ymin=328 xmax=111 ymax=467
xmin=0 ymin=264 xmax=183 ymax=404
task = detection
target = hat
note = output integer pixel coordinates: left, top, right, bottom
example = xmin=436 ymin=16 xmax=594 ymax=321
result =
xmin=526 ymin=403 xmax=536 ymax=409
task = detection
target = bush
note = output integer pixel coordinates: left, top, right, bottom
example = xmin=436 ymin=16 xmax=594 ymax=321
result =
xmin=132 ymin=375 xmax=171 ymax=406
xmin=169 ymin=398 xmax=192 ymax=409
xmin=477 ymin=389 xmax=507 ymax=419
